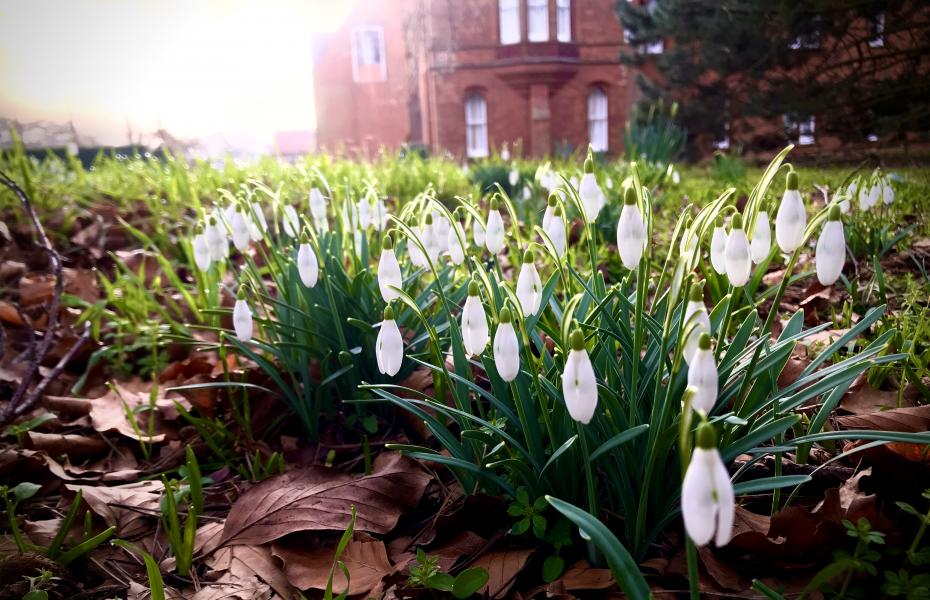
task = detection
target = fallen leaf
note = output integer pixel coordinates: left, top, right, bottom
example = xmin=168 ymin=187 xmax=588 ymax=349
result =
xmin=471 ymin=547 xmax=533 ymax=599
xmin=204 ymin=544 xmax=291 ymax=599
xmin=273 ymin=534 xmax=395 ymax=596
xmin=836 ymin=404 xmax=930 ymax=433
xmin=24 ymin=432 xmax=107 ymax=461
xmin=552 ymin=560 xmax=613 ymax=590
xmin=220 ymin=453 xmax=431 ymax=547
xmin=431 ymin=530 xmax=488 ymax=571
xmin=88 ymin=380 xmax=188 ymax=442
xmin=65 ymin=480 xmax=162 ymax=539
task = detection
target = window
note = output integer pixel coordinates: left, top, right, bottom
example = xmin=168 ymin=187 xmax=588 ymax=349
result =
xmin=556 ymin=0 xmax=571 ymax=42
xmin=790 ymin=17 xmax=821 ymax=50
xmin=351 ymin=27 xmax=386 ymax=82
xmin=465 ymin=93 xmax=488 ymax=158
xmin=528 ymin=0 xmax=549 ymax=42
xmin=499 ymin=0 xmax=520 ymax=45
xmin=784 ymin=114 xmax=815 ymax=146
xmin=869 ymin=12 xmax=885 ymax=48
xmin=587 ymin=88 xmax=608 ymax=152
xmin=713 ymin=122 xmax=731 ymax=150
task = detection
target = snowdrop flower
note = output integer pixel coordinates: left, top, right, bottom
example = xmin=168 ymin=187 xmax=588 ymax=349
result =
xmin=516 ymin=248 xmax=542 ymax=316
xmin=500 ymin=144 xmax=510 ymax=161
xmin=687 ymin=333 xmax=718 ymax=414
xmin=232 ymin=287 xmax=253 ymax=343
xmin=205 ymin=216 xmax=228 ymax=262
xmin=432 ymin=212 xmax=451 ymax=253
xmin=485 ymin=198 xmax=506 ymax=255
xmin=683 ymin=284 xmax=711 ymax=365
xmin=509 ymin=169 xmax=519 ymax=187
xmin=672 ymin=170 xmax=681 ymax=185
xmin=493 ymin=307 xmax=520 ymax=382
xmin=357 ymin=196 xmax=372 ymax=229
xmin=816 ymin=206 xmax=846 ymax=286
xmin=858 ymin=183 xmax=872 ymax=210
xmin=248 ymin=201 xmax=268 ymax=241
xmin=616 ymin=186 xmax=646 ymax=269
xmin=192 ymin=226 xmax=211 ymax=271
xmin=296 ymin=236 xmax=319 ymax=288
xmin=541 ymin=193 xmax=557 ymax=232
xmin=472 ymin=215 xmax=486 ymax=249
xmin=378 ymin=235 xmax=403 ymax=301
xmin=461 ymin=280 xmax=489 ymax=357
xmin=562 ymin=328 xmax=597 ymax=424
xmin=282 ymin=205 xmax=300 ymax=238
xmin=881 ymin=179 xmax=894 ymax=204
xmin=229 ymin=207 xmax=251 ymax=252
xmin=522 ymin=186 xmax=531 ymax=201
xmin=606 ymin=176 xmax=614 ymax=190
xmin=578 ymin=155 xmax=605 ymax=223
xmin=421 ymin=214 xmax=441 ymax=264
xmin=679 ymin=229 xmax=698 ymax=258
xmin=710 ymin=216 xmax=728 ymax=275
xmin=447 ymin=213 xmax=466 ymax=265
xmin=372 ymin=198 xmax=389 ymax=231
xmin=544 ymin=204 xmax=567 ymax=258
xmin=682 ymin=422 xmax=734 ymax=547
xmin=309 ymin=187 xmax=328 ymax=231
xmin=867 ymin=183 xmax=881 ymax=208
xmin=724 ymin=214 xmax=751 ymax=286
xmin=750 ymin=210 xmax=771 ymax=264
xmin=376 ymin=305 xmax=403 ymax=376
xmin=775 ymin=171 xmax=806 ymax=253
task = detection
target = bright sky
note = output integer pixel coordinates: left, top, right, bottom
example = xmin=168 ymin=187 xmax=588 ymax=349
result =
xmin=0 ymin=0 xmax=356 ymax=151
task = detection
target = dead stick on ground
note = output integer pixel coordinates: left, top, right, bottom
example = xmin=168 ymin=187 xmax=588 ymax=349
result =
xmin=0 ymin=169 xmax=90 ymax=427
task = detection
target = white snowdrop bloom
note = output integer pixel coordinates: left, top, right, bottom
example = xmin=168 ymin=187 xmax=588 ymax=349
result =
xmin=372 ymin=198 xmax=389 ymax=231
xmin=672 ymin=170 xmax=681 ymax=185
xmin=500 ymin=145 xmax=510 ymax=161
xmin=485 ymin=199 xmax=506 ymax=255
xmin=296 ymin=240 xmax=319 ymax=288
xmin=509 ymin=169 xmax=519 ymax=187
xmin=222 ymin=203 xmax=237 ymax=227
xmin=282 ymin=205 xmax=300 ymax=238
xmin=375 ymin=305 xmax=404 ymax=376
xmin=816 ymin=206 xmax=846 ymax=286
xmin=750 ymin=210 xmax=771 ymax=264
xmin=683 ymin=284 xmax=711 ymax=365
xmin=205 ymin=217 xmax=228 ymax=262
xmin=858 ymin=184 xmax=872 ymax=210
xmin=472 ymin=216 xmax=486 ymax=249
xmin=309 ymin=187 xmax=328 ymax=231
xmin=341 ymin=201 xmax=357 ymax=233
xmin=461 ymin=280 xmax=489 ymax=357
xmin=421 ymin=214 xmax=441 ymax=264
xmin=687 ymin=334 xmax=718 ymax=414
xmin=775 ymin=171 xmax=807 ymax=253
xmin=432 ymin=212 xmax=451 ymax=252
xmin=724 ymin=215 xmax=752 ymax=287
xmin=570 ymin=175 xmax=579 ymax=192
xmin=541 ymin=194 xmax=557 ymax=232
xmin=378 ymin=236 xmax=403 ymax=301
xmin=679 ymin=229 xmax=698 ymax=258
xmin=408 ymin=232 xmax=426 ymax=268
xmin=230 ymin=208 xmax=251 ymax=252
xmin=562 ymin=329 xmax=598 ymax=424
xmin=522 ymin=186 xmax=531 ymax=201
xmin=616 ymin=186 xmax=646 ymax=269
xmin=881 ymin=180 xmax=894 ymax=204
xmin=493 ymin=307 xmax=520 ymax=382
xmin=447 ymin=216 xmax=466 ymax=265
xmin=248 ymin=201 xmax=268 ymax=241
xmin=516 ymin=249 xmax=542 ymax=316
xmin=867 ymin=183 xmax=881 ymax=208
xmin=544 ymin=204 xmax=567 ymax=258
xmin=606 ymin=176 xmax=614 ymax=190
xmin=192 ymin=229 xmax=211 ymax=272
xmin=710 ymin=217 xmax=728 ymax=275
xmin=357 ymin=197 xmax=372 ymax=229
xmin=578 ymin=156 xmax=605 ymax=222
xmin=682 ymin=423 xmax=734 ymax=547
xmin=232 ymin=291 xmax=253 ymax=343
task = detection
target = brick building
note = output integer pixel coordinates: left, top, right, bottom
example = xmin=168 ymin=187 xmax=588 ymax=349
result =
xmin=312 ymin=0 xmax=638 ymax=158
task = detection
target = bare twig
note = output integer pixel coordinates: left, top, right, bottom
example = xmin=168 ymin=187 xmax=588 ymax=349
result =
xmin=0 ymin=169 xmax=68 ymax=426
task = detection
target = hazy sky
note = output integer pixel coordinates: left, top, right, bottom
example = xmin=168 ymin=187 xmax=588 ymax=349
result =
xmin=0 ymin=0 xmax=356 ymax=150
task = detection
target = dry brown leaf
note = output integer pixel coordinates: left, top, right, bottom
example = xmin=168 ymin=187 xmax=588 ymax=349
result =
xmin=188 ymin=576 xmax=272 ymax=600
xmin=552 ymin=560 xmax=613 ymax=591
xmin=204 ymin=544 xmax=291 ymax=599
xmin=840 ymin=385 xmax=906 ymax=414
xmin=273 ymin=534 xmax=395 ymax=596
xmin=431 ymin=530 xmax=487 ymax=571
xmin=88 ymin=380 xmax=188 ymax=442
xmin=0 ymin=301 xmax=23 ymax=326
xmin=471 ymin=547 xmax=533 ymax=599
xmin=836 ymin=404 xmax=930 ymax=432
xmin=24 ymin=432 xmax=107 ymax=460
xmin=65 ymin=480 xmax=162 ymax=539
xmin=220 ymin=453 xmax=431 ymax=547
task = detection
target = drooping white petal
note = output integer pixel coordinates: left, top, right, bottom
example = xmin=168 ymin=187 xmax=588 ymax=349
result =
xmin=775 ymin=190 xmax=807 ymax=252
xmin=682 ymin=448 xmax=721 ymax=546
xmin=508 ymin=169 xmax=519 ymax=186
xmin=461 ymin=295 xmax=489 ymax=357
xmin=248 ymin=202 xmax=268 ymax=241
xmin=192 ymin=234 xmax=211 ymax=271
xmin=230 ymin=210 xmax=251 ymax=252
xmin=485 ymin=209 xmax=506 ymax=255
xmin=433 ymin=214 xmax=451 ymax=252
xmin=561 ymin=349 xmax=598 ymax=424
xmin=724 ymin=229 xmax=751 ymax=286
xmin=541 ymin=205 xmax=555 ymax=232
xmin=683 ymin=300 xmax=711 ymax=365
xmin=858 ymin=185 xmax=871 ymax=210
xmin=816 ymin=220 xmax=846 ymax=285
xmin=447 ymin=223 xmax=465 ymax=265
xmin=357 ymin=198 xmax=372 ymax=229
xmin=578 ymin=173 xmax=605 ymax=223
xmin=711 ymin=449 xmax=736 ymax=547
xmin=472 ymin=218 xmax=486 ymax=248
xmin=205 ymin=221 xmax=228 ymax=261
xmin=516 ymin=263 xmax=542 ymax=316
xmin=378 ymin=249 xmax=403 ymax=301
xmin=710 ymin=227 xmax=728 ymax=275
xmin=868 ymin=184 xmax=881 ymax=208
xmin=838 ymin=198 xmax=851 ymax=214
xmin=544 ymin=214 xmax=566 ymax=258
xmin=421 ymin=223 xmax=439 ymax=264
xmin=408 ymin=236 xmax=426 ymax=268
xmin=282 ymin=205 xmax=300 ymax=238
xmin=616 ymin=203 xmax=646 ymax=269
xmin=493 ymin=321 xmax=520 ymax=382
xmin=309 ymin=188 xmax=327 ymax=223
xmin=372 ymin=199 xmax=388 ymax=231
xmin=881 ymin=183 xmax=894 ymax=204
xmin=750 ymin=211 xmax=771 ymax=264
xmin=297 ymin=243 xmax=319 ymax=288
xmin=233 ymin=299 xmax=253 ymax=342
xmin=687 ymin=348 xmax=718 ymax=413
xmin=376 ymin=319 xmax=404 ymax=376
xmin=679 ymin=231 xmax=698 ymax=258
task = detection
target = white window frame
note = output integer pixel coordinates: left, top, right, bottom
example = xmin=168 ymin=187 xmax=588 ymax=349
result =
xmin=499 ymin=0 xmax=521 ymax=45
xmin=351 ymin=26 xmax=387 ymax=82
xmin=556 ymin=0 xmax=571 ymax=42
xmin=587 ymin=88 xmax=609 ymax=153
xmin=527 ymin=0 xmax=550 ymax=42
xmin=465 ymin=93 xmax=489 ymax=158
xmin=869 ymin=12 xmax=885 ymax=48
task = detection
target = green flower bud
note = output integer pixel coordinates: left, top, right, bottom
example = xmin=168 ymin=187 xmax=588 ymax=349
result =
xmin=548 ymin=193 xmax=558 ymax=207
xmin=522 ymin=247 xmax=535 ymax=263
xmin=382 ymin=234 xmax=393 ymax=250
xmin=695 ymin=421 xmax=717 ymax=449
xmin=499 ymin=306 xmax=512 ymax=323
xmin=584 ymin=152 xmax=594 ymax=174
xmin=468 ymin=279 xmax=480 ymax=296
xmin=338 ymin=350 xmax=352 ymax=367
xmin=715 ymin=215 xmax=724 ymax=227
xmin=828 ymin=205 xmax=841 ymax=221
xmin=698 ymin=332 xmax=712 ymax=351
xmin=490 ymin=197 xmax=499 ymax=210
xmin=236 ymin=285 xmax=248 ymax=300
xmin=383 ymin=305 xmax=394 ymax=320
xmin=786 ymin=170 xmax=799 ymax=191
xmin=689 ymin=282 xmax=704 ymax=302
xmin=731 ymin=214 xmax=743 ymax=230
xmin=624 ymin=186 xmax=637 ymax=205
xmin=570 ymin=328 xmax=585 ymax=351
xmin=425 ymin=213 xmax=433 ymax=225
